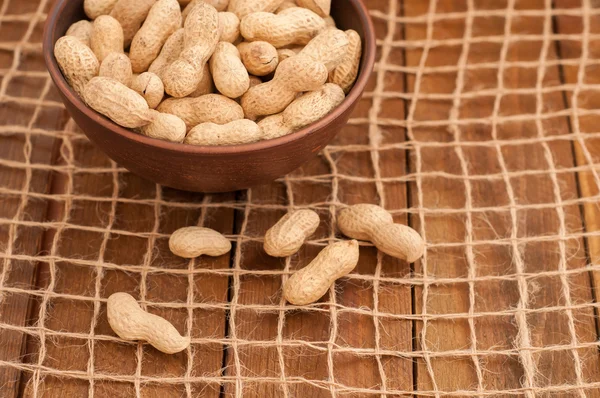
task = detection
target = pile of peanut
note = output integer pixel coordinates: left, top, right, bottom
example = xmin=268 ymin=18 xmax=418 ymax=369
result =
xmin=54 ymin=0 xmax=363 ymax=145
xmin=107 ymin=204 xmax=425 ymax=354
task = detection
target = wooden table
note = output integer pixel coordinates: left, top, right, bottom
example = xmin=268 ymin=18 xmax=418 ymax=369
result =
xmin=2 ymin=0 xmax=600 ymax=396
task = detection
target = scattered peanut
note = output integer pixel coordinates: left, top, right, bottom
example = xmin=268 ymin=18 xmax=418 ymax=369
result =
xmin=185 ymin=119 xmax=262 ymax=146
xmin=131 ymin=72 xmax=165 ymax=109
xmin=55 ymin=36 xmax=100 ymax=97
xmin=138 ymin=112 xmax=187 ymax=142
xmin=209 ymin=42 xmax=250 ymax=98
xmin=148 ymin=28 xmax=184 ymax=79
xmin=110 ymin=0 xmax=155 ymax=47
xmin=264 ymin=210 xmax=320 ymax=257
xmin=130 ymin=0 xmax=182 ymax=73
xmin=163 ymin=2 xmax=219 ymax=97
xmin=258 ymin=83 xmax=344 ymax=139
xmin=99 ymin=52 xmax=133 ymax=87
xmin=66 ymin=20 xmax=93 ymax=48
xmin=241 ymin=55 xmax=328 ymax=120
xmin=107 ymin=292 xmax=190 ymax=354
xmin=298 ymin=28 xmax=349 ymax=71
xmin=283 ymin=240 xmax=359 ymax=305
xmin=169 ymin=227 xmax=232 ymax=258
xmin=83 ymin=77 xmax=155 ymax=128
xmin=84 ymin=0 xmax=119 ymax=19
xmin=297 ymin=0 xmax=330 ymax=17
xmin=90 ymin=15 xmax=124 ymax=63
xmin=237 ymin=41 xmax=279 ymax=76
xmin=329 ymin=30 xmax=362 ymax=93
xmin=337 ymin=204 xmax=425 ymax=262
xmin=157 ymin=94 xmax=244 ymax=131
xmin=240 ymin=7 xmax=326 ymax=48
xmin=219 ymin=12 xmax=241 ymax=43
xmin=228 ymin=0 xmax=285 ymax=18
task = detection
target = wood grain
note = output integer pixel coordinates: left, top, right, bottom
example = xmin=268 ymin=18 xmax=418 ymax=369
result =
xmin=554 ymin=0 xmax=600 ymax=316
xmin=403 ymin=0 xmax=600 ymax=393
xmin=1 ymin=0 xmax=600 ymax=396
xmin=15 ymin=128 xmax=235 ymax=397
xmin=0 ymin=92 xmax=67 ymax=397
xmin=0 ymin=0 xmax=67 ymax=393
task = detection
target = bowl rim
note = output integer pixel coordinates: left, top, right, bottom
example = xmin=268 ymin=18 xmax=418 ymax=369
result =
xmin=43 ymin=0 xmax=376 ymax=156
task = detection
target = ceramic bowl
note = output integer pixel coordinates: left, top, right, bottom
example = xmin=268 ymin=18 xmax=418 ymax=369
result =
xmin=43 ymin=0 xmax=376 ymax=192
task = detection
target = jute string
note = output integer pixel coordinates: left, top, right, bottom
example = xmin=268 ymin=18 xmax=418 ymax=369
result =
xmin=0 ymin=0 xmax=600 ymax=396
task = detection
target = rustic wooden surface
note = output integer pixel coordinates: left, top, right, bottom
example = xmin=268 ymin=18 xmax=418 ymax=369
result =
xmin=2 ymin=0 xmax=600 ymax=397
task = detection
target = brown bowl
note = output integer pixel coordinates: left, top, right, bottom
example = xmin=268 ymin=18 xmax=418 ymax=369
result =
xmin=43 ymin=0 xmax=375 ymax=193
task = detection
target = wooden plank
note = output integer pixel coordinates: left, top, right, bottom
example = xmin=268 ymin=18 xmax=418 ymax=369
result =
xmin=0 ymin=0 xmax=68 ymax=394
xmin=0 ymin=103 xmax=61 ymax=397
xmin=17 ymin=125 xmax=235 ymax=397
xmin=553 ymin=0 xmax=600 ymax=318
xmin=403 ymin=0 xmax=600 ymax=394
xmin=0 ymin=52 xmax=67 ymax=398
xmin=222 ymin=1 xmax=413 ymax=396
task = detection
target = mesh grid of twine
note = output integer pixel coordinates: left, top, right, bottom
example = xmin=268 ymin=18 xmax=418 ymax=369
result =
xmin=1 ymin=0 xmax=600 ymax=396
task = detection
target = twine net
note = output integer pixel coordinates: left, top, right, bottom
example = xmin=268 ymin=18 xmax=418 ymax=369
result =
xmin=2 ymin=0 xmax=600 ymax=396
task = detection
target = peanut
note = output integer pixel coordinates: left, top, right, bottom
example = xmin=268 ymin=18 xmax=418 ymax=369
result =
xmin=324 ymin=15 xmax=336 ymax=29
xmin=107 ymin=292 xmax=190 ymax=354
xmin=138 ymin=112 xmax=187 ymax=143
xmin=182 ymin=0 xmax=229 ymax=16
xmin=298 ymin=29 xmax=349 ymax=71
xmin=84 ymin=0 xmax=119 ymax=19
xmin=219 ymin=12 xmax=241 ymax=43
xmin=157 ymin=94 xmax=244 ymax=131
xmin=283 ymin=240 xmax=359 ymax=305
xmin=297 ymin=0 xmax=330 ymax=17
xmin=276 ymin=48 xmax=298 ymax=62
xmin=185 ymin=119 xmax=262 ymax=146
xmin=169 ymin=227 xmax=232 ymax=258
xmin=241 ymin=55 xmax=328 ymax=120
xmin=248 ymin=75 xmax=262 ymax=88
xmin=337 ymin=204 xmax=425 ymax=262
xmin=258 ymin=83 xmax=344 ymax=139
xmin=276 ymin=1 xmax=297 ymax=12
xmin=99 ymin=52 xmax=133 ymax=87
xmin=237 ymin=41 xmax=278 ymax=76
xmin=183 ymin=8 xmax=239 ymax=44
xmin=209 ymin=42 xmax=249 ymax=98
xmin=148 ymin=28 xmax=184 ymax=79
xmin=329 ymin=30 xmax=362 ymax=94
xmin=110 ymin=0 xmax=156 ymax=48
xmin=131 ymin=72 xmax=164 ymax=109
xmin=66 ymin=20 xmax=93 ymax=48
xmin=90 ymin=15 xmax=124 ymax=63
xmin=228 ymin=0 xmax=285 ymax=18
xmin=181 ymin=0 xmax=200 ymax=21
xmin=264 ymin=210 xmax=320 ymax=257
xmin=163 ymin=2 xmax=219 ymax=97
xmin=189 ymin=63 xmax=216 ymax=97
xmin=130 ymin=0 xmax=182 ymax=73
xmin=240 ymin=7 xmax=326 ymax=48
xmin=83 ymin=77 xmax=155 ymax=128
xmin=54 ymin=36 xmax=100 ymax=97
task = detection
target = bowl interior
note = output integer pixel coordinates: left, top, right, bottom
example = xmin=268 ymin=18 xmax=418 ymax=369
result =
xmin=43 ymin=0 xmax=376 ymax=155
